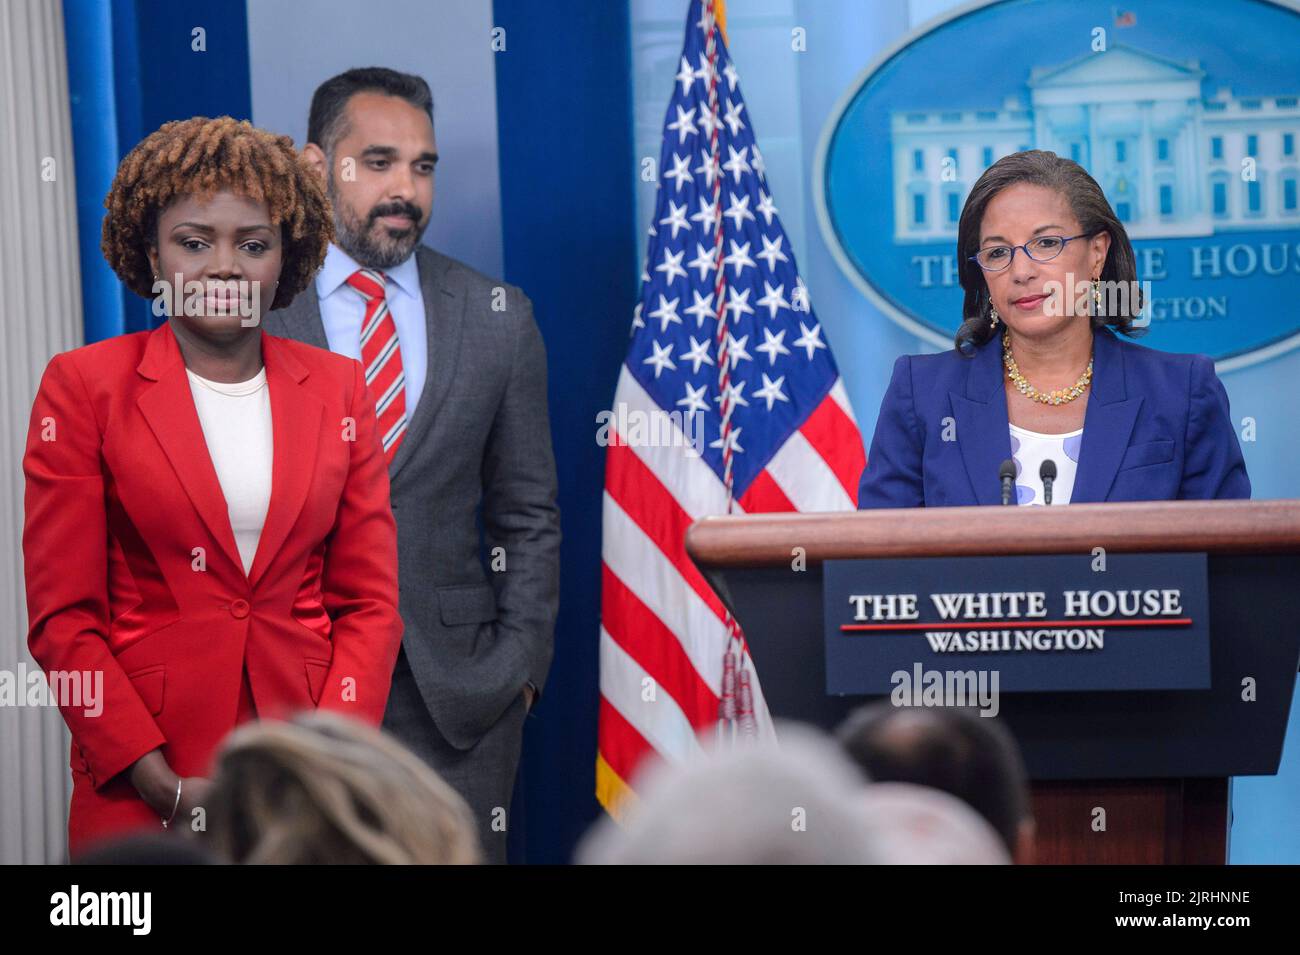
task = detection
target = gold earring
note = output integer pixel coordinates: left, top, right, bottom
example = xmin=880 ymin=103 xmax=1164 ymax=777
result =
xmin=1091 ymin=278 xmax=1102 ymax=315
xmin=989 ymin=304 xmax=1000 ymax=330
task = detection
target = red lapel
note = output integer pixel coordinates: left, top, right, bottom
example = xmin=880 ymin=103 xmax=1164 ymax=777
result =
xmin=134 ymin=323 xmax=323 ymax=584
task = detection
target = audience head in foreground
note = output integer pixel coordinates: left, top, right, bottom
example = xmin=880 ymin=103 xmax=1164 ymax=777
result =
xmin=203 ymin=711 xmax=480 ymax=864
xmin=836 ymin=702 xmax=1035 ymax=864
xmin=579 ymin=724 xmax=881 ymax=864
xmin=856 ymin=782 xmax=1011 ymax=864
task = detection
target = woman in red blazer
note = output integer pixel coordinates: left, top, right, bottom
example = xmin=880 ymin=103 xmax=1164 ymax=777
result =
xmin=23 ymin=117 xmax=403 ymax=856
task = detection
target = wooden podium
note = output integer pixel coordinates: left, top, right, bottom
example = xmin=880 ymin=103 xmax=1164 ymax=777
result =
xmin=685 ymin=499 xmax=1300 ymax=864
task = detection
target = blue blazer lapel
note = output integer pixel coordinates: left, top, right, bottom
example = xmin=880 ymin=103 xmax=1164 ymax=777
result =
xmin=1070 ymin=327 xmax=1143 ymax=503
xmin=950 ymin=334 xmax=1013 ymax=505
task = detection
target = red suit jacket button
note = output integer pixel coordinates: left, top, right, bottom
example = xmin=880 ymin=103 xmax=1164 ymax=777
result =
xmin=230 ymin=599 xmax=250 ymax=619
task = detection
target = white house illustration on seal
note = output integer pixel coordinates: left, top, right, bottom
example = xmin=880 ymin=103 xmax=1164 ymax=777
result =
xmin=891 ymin=44 xmax=1300 ymax=242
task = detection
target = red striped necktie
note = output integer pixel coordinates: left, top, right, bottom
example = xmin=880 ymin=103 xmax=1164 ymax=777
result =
xmin=346 ymin=269 xmax=407 ymax=463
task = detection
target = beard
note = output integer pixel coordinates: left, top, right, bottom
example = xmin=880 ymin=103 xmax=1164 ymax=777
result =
xmin=328 ymin=172 xmax=428 ymax=270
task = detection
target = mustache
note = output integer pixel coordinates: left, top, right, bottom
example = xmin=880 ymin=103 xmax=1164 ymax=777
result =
xmin=369 ymin=202 xmax=422 ymax=227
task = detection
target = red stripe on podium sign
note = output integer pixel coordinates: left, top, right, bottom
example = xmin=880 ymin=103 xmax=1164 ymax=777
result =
xmin=841 ymin=617 xmax=1195 ymax=631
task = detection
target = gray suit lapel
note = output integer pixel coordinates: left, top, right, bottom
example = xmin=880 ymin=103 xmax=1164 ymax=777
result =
xmin=268 ymin=281 xmax=331 ymax=350
xmin=388 ymin=246 xmax=468 ymax=481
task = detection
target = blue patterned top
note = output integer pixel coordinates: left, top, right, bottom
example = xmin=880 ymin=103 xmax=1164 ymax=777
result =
xmin=1009 ymin=423 xmax=1082 ymax=505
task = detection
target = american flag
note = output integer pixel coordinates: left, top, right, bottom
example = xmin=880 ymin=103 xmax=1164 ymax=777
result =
xmin=596 ymin=0 xmax=865 ymax=816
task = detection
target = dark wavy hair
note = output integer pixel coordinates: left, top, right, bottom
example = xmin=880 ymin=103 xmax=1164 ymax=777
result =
xmin=307 ymin=67 xmax=434 ymax=157
xmin=954 ymin=149 xmax=1146 ymax=355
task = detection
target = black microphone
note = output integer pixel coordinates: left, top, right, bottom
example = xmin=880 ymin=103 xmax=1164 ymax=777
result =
xmin=999 ymin=459 xmax=1016 ymax=505
xmin=1040 ymin=459 xmax=1057 ymax=505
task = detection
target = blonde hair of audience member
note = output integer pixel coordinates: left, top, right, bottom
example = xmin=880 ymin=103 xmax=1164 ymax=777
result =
xmin=203 ymin=711 xmax=480 ymax=864
xmin=856 ymin=782 xmax=1011 ymax=865
xmin=578 ymin=723 xmax=882 ymax=864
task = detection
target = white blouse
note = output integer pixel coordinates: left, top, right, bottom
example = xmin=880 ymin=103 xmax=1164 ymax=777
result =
xmin=186 ymin=367 xmax=273 ymax=574
xmin=1008 ymin=422 xmax=1082 ymax=506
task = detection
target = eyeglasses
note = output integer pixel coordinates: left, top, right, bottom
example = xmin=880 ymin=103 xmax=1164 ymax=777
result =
xmin=968 ymin=233 xmax=1097 ymax=272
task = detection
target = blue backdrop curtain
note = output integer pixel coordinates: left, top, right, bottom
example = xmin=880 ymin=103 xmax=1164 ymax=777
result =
xmin=494 ymin=0 xmax=638 ymax=863
xmin=62 ymin=0 xmax=251 ymax=343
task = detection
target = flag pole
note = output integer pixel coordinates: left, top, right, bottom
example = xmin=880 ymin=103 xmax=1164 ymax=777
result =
xmin=700 ymin=0 xmax=752 ymax=745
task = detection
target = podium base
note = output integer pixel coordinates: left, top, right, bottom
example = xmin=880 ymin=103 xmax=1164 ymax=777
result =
xmin=1030 ymin=778 xmax=1229 ymax=864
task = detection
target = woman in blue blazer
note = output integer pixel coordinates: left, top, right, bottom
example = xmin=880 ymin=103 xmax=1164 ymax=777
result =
xmin=858 ymin=150 xmax=1250 ymax=508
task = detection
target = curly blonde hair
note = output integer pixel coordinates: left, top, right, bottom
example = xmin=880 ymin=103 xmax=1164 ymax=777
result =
xmin=101 ymin=115 xmax=332 ymax=311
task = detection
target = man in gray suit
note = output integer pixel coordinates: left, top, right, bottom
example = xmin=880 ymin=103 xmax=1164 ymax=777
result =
xmin=263 ymin=67 xmax=560 ymax=863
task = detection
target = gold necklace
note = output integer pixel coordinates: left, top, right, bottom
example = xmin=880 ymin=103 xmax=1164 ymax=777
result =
xmin=1002 ymin=331 xmax=1092 ymax=405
